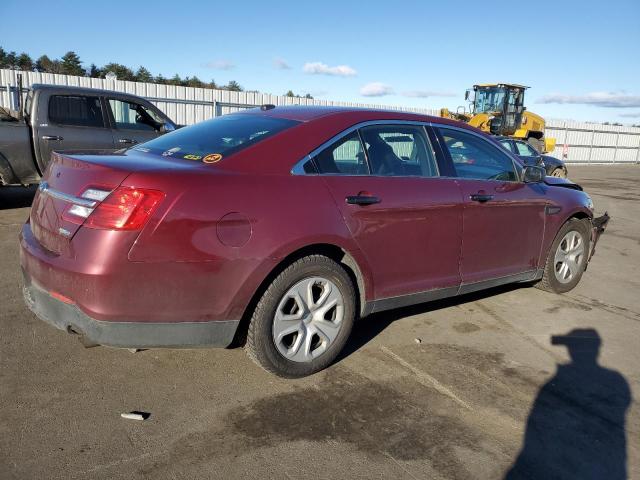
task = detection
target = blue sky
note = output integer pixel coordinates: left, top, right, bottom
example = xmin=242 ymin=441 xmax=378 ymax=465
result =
xmin=2 ymin=0 xmax=639 ymax=123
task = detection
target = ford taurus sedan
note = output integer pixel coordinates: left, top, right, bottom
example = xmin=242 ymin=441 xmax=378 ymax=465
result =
xmin=21 ymin=106 xmax=608 ymax=377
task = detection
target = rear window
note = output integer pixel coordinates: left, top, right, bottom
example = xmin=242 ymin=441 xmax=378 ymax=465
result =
xmin=48 ymin=95 xmax=105 ymax=128
xmin=135 ymin=114 xmax=299 ymax=161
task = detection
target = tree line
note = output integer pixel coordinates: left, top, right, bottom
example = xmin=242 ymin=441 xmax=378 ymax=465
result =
xmin=0 ymin=47 xmax=313 ymax=98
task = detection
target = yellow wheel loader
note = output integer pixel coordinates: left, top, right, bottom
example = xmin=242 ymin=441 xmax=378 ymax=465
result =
xmin=440 ymin=83 xmax=555 ymax=153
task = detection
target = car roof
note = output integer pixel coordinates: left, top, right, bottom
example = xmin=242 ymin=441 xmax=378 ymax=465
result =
xmin=31 ymin=83 xmax=148 ymax=99
xmin=234 ymin=104 xmax=473 ymax=128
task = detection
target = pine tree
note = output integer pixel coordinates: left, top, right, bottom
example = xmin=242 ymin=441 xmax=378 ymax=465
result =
xmin=60 ymin=51 xmax=84 ymax=76
xmin=135 ymin=66 xmax=153 ymax=83
xmin=226 ymin=80 xmax=242 ymax=92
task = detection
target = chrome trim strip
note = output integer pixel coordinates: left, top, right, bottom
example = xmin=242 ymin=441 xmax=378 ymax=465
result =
xmin=291 ymin=119 xmax=522 ymax=182
xmin=38 ymin=182 xmax=97 ymax=208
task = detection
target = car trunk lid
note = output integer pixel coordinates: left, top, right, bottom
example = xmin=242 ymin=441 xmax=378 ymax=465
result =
xmin=30 ymin=152 xmax=131 ymax=254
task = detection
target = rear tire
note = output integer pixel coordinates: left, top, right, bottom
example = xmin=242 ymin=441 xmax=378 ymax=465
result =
xmin=245 ymin=255 xmax=355 ymax=378
xmin=536 ymin=218 xmax=590 ymax=294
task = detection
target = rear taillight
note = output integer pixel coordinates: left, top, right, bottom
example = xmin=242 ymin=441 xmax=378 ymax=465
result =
xmin=84 ymin=187 xmax=164 ymax=230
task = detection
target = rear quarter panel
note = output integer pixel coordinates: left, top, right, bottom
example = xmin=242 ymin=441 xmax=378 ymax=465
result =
xmin=126 ymin=170 xmax=370 ymax=321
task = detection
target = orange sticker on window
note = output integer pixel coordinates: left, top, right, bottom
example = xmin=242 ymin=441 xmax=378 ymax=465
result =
xmin=202 ymin=153 xmax=223 ymax=164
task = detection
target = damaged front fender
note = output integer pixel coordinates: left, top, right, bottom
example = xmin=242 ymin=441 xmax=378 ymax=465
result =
xmin=588 ymin=212 xmax=610 ymax=264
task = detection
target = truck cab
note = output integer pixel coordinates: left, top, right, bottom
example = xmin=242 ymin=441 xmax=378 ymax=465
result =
xmin=0 ymin=84 xmax=177 ymax=186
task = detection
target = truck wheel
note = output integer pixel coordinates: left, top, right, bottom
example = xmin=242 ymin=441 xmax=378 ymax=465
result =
xmin=536 ymin=218 xmax=590 ymax=294
xmin=527 ymin=137 xmax=544 ymax=154
xmin=245 ymin=255 xmax=355 ymax=378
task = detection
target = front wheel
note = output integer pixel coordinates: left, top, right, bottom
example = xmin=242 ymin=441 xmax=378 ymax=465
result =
xmin=245 ymin=255 xmax=355 ymax=378
xmin=536 ymin=218 xmax=591 ymax=294
xmin=550 ymin=167 xmax=567 ymax=178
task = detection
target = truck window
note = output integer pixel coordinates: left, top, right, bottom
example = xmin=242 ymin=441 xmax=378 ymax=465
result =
xmin=48 ymin=95 xmax=105 ymax=128
xmin=108 ymin=99 xmax=163 ymax=131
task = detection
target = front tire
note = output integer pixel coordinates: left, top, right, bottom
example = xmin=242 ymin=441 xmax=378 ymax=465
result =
xmin=550 ymin=167 xmax=567 ymax=178
xmin=245 ymin=255 xmax=355 ymax=378
xmin=536 ymin=218 xmax=590 ymax=294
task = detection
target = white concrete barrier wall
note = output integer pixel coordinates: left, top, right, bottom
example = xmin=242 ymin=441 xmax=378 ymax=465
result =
xmin=2 ymin=69 xmax=639 ymax=164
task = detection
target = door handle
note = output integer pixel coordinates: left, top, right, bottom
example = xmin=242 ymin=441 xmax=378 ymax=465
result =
xmin=42 ymin=135 xmax=63 ymax=141
xmin=118 ymin=138 xmax=136 ymax=144
xmin=346 ymin=194 xmax=381 ymax=206
xmin=470 ymin=193 xmax=494 ymax=203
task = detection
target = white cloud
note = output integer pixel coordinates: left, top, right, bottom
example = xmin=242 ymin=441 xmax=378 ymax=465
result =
xmin=537 ymin=91 xmax=640 ymax=108
xmin=402 ymin=90 xmax=456 ymax=98
xmin=203 ymin=60 xmax=236 ymax=70
xmin=619 ymin=112 xmax=640 ymax=118
xmin=273 ymin=57 xmax=291 ymax=70
xmin=360 ymin=82 xmax=394 ymax=97
xmin=303 ymin=61 xmax=357 ymax=77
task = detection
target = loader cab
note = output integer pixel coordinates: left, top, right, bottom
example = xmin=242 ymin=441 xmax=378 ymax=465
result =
xmin=472 ymin=84 xmax=527 ymax=136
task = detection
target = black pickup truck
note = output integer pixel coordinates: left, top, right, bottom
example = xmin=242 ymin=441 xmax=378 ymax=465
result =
xmin=0 ymin=84 xmax=177 ymax=186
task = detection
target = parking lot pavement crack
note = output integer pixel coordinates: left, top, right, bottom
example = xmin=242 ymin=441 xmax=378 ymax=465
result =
xmin=380 ymin=346 xmax=473 ymax=411
xmin=382 ymin=451 xmax=424 ymax=480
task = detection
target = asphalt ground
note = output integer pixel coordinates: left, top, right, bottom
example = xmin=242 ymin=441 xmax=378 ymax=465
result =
xmin=1 ymin=165 xmax=639 ymax=479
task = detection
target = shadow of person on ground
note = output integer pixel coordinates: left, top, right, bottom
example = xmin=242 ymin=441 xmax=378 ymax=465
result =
xmin=0 ymin=185 xmax=37 ymax=210
xmin=505 ymin=328 xmax=631 ymax=480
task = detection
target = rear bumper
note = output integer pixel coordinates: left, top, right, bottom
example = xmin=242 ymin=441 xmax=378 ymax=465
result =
xmin=588 ymin=212 xmax=610 ymax=263
xmin=22 ymin=273 xmax=239 ymax=348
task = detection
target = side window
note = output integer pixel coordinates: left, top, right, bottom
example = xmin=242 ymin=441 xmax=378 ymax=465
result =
xmin=48 ymin=95 xmax=104 ymax=128
xmin=359 ymin=125 xmax=438 ymax=177
xmin=439 ymin=128 xmax=518 ymax=182
xmin=108 ymin=99 xmax=163 ymax=131
xmin=500 ymin=139 xmax=515 ymax=153
xmin=515 ymin=141 xmax=538 ymax=157
xmin=313 ymin=131 xmax=368 ymax=175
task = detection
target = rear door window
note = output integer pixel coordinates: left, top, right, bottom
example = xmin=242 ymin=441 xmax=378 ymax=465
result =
xmin=359 ymin=125 xmax=438 ymax=177
xmin=48 ymin=95 xmax=105 ymax=128
xmin=313 ymin=131 xmax=369 ymax=175
xmin=438 ymin=127 xmax=518 ymax=181
xmin=137 ymin=114 xmax=299 ymax=160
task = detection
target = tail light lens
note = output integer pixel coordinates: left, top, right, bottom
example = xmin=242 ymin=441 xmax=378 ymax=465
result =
xmin=84 ymin=187 xmax=164 ymax=230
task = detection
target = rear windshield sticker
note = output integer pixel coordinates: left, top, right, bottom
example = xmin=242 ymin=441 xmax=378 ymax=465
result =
xmin=202 ymin=153 xmax=223 ymax=164
xmin=162 ymin=147 xmax=181 ymax=157
xmin=183 ymin=154 xmax=202 ymax=160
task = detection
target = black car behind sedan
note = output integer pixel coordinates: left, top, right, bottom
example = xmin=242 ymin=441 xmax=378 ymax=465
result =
xmin=498 ymin=137 xmax=568 ymax=178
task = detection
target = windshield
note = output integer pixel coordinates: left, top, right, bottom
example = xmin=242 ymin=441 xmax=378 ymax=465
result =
xmin=474 ymin=87 xmax=506 ymax=113
xmin=135 ymin=114 xmax=300 ymax=162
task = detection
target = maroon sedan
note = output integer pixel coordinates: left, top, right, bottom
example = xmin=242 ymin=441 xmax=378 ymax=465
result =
xmin=20 ymin=106 xmax=608 ymax=377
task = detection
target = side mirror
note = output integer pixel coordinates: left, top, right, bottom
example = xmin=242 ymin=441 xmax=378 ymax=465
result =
xmin=523 ymin=165 xmax=545 ymax=183
xmin=464 ymin=89 xmax=474 ymax=102
xmin=160 ymin=122 xmax=176 ymax=134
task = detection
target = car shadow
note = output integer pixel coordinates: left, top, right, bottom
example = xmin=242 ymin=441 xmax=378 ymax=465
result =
xmin=0 ymin=185 xmax=37 ymax=210
xmin=505 ymin=328 xmax=630 ymax=479
xmin=338 ymin=283 xmax=523 ymax=361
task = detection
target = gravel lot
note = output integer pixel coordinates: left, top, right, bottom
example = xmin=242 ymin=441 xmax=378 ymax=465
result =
xmin=1 ymin=165 xmax=639 ymax=479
